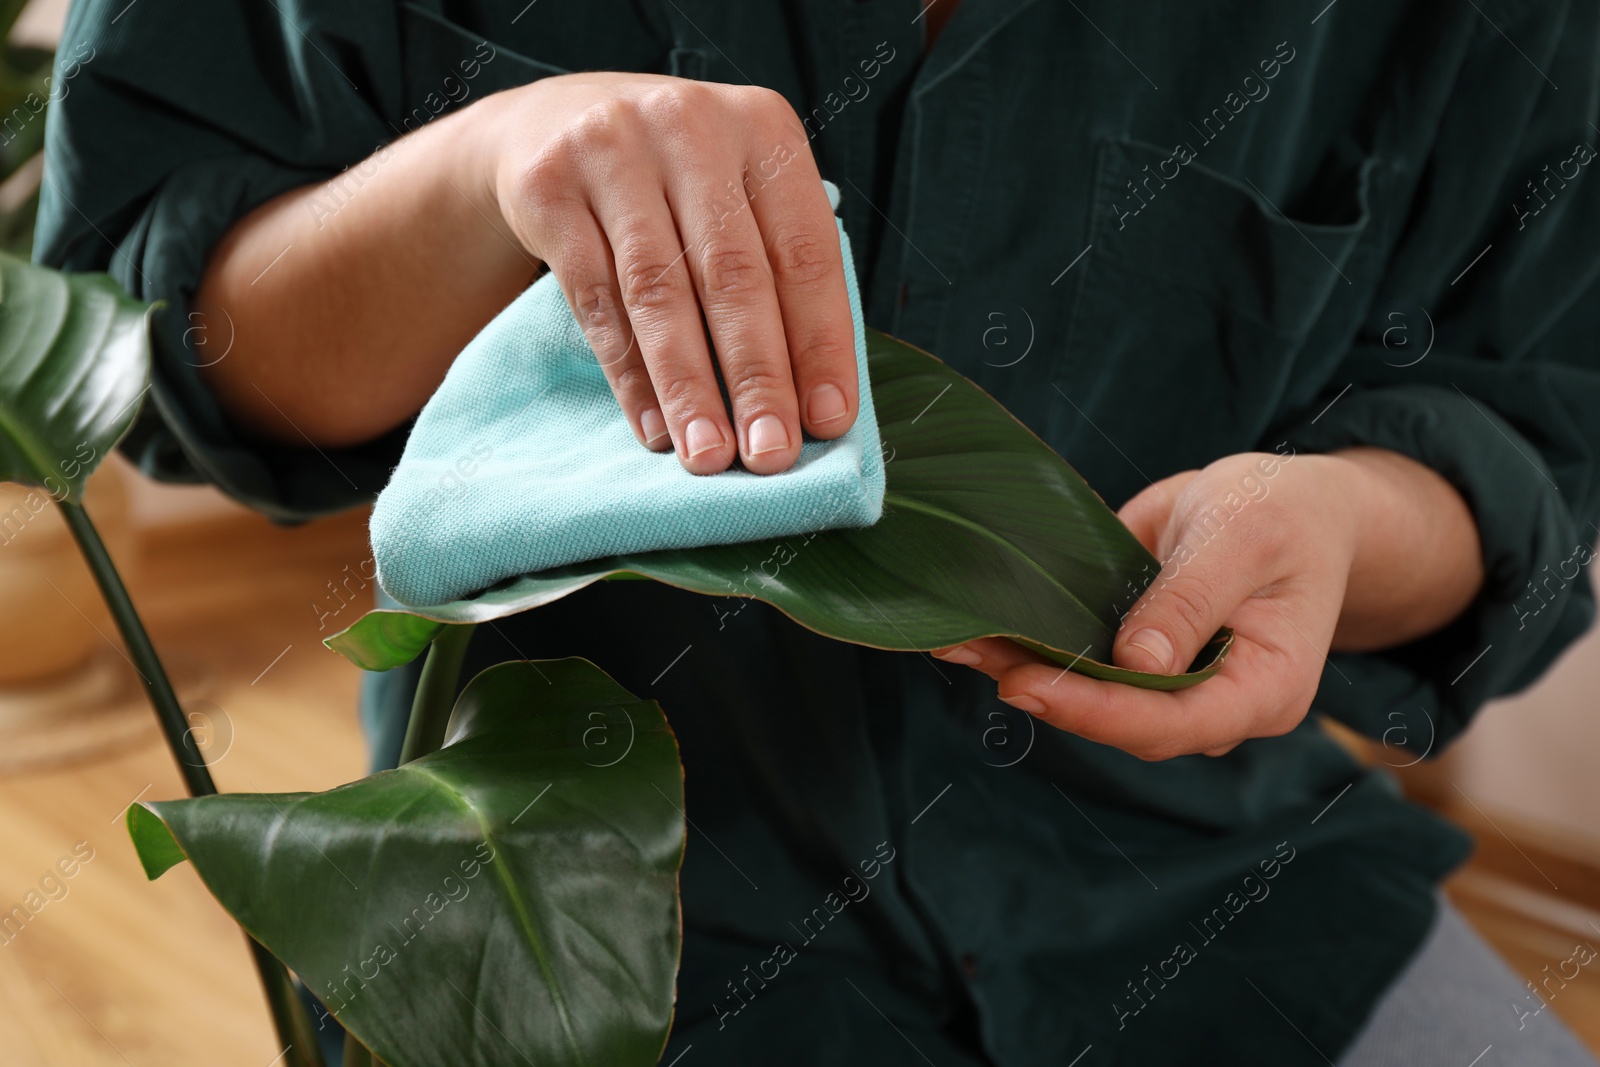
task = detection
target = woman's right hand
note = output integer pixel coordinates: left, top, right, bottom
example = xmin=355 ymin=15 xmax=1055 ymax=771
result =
xmin=463 ymin=73 xmax=861 ymax=475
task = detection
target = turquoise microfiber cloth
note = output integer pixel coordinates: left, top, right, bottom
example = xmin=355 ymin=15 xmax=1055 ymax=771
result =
xmin=371 ymin=181 xmax=885 ymax=609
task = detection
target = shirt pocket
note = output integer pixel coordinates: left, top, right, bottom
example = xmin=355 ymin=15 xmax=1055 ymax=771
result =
xmin=397 ymin=3 xmax=571 ymax=126
xmin=1050 ymin=135 xmax=1383 ymax=488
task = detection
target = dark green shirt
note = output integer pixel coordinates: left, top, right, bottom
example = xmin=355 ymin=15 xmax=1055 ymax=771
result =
xmin=38 ymin=1 xmax=1600 ymax=1063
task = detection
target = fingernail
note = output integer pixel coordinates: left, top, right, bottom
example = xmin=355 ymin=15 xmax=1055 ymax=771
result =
xmin=685 ymin=417 xmax=725 ymax=459
xmin=933 ymin=646 xmax=981 ymax=666
xmin=1126 ymin=629 xmax=1174 ymax=673
xmin=807 ymin=383 xmax=848 ymax=425
xmin=1001 ymin=694 xmax=1046 ymax=716
xmin=640 ymin=408 xmax=668 ymax=445
xmin=748 ymin=414 xmax=790 ymax=457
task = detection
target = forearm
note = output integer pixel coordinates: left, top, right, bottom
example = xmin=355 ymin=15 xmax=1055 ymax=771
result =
xmin=194 ymin=102 xmax=536 ymax=447
xmin=1329 ymin=446 xmax=1485 ymax=651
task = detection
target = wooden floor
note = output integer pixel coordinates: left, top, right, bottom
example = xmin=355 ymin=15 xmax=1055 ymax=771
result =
xmin=1407 ymin=763 xmax=1600 ymax=1052
xmin=0 ymin=502 xmax=1597 ymax=1064
xmin=0 ymin=505 xmax=372 ymax=1066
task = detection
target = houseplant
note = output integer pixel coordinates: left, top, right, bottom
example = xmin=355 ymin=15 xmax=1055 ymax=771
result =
xmin=1 ymin=249 xmax=1227 ymax=1064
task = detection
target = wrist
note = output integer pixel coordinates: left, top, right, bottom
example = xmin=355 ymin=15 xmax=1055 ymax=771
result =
xmin=1292 ymin=452 xmax=1366 ymax=578
xmin=1324 ymin=448 xmax=1381 ymax=542
xmin=1325 ymin=446 xmax=1485 ymax=649
xmin=429 ymin=89 xmax=544 ymax=288
xmin=438 ymin=91 xmax=510 ymax=226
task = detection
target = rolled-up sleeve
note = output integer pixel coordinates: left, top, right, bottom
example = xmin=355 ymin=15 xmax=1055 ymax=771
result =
xmin=35 ymin=1 xmax=409 ymax=521
xmin=1278 ymin=4 xmax=1600 ymax=746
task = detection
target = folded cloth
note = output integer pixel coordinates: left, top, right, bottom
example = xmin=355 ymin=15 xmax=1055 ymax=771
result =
xmin=371 ymin=180 xmax=885 ymax=609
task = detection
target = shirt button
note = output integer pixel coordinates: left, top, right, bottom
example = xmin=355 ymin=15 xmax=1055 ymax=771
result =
xmin=960 ymin=953 xmax=979 ymax=981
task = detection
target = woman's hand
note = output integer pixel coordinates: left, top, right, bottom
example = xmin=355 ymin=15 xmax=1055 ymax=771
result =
xmin=465 ymin=73 xmax=858 ymax=474
xmin=197 ymin=74 xmax=855 ymax=471
xmin=933 ymin=447 xmax=1485 ymax=760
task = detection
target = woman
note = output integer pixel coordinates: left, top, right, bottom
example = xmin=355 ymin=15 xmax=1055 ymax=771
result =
xmin=38 ymin=0 xmax=1600 ymax=1063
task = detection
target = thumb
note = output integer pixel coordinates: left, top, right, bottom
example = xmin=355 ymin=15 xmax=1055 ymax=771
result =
xmin=1115 ymin=538 xmax=1254 ymax=675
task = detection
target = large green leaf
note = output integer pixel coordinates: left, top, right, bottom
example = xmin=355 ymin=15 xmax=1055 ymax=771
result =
xmin=331 ymin=329 xmax=1228 ymax=687
xmin=331 ymin=330 xmax=1229 ymax=688
xmin=0 ymin=253 xmax=152 ymax=503
xmin=127 ymin=658 xmax=685 ymax=1067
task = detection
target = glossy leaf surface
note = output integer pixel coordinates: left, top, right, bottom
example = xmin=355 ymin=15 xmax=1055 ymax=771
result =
xmin=329 ymin=330 xmax=1229 ymax=688
xmin=0 ymin=252 xmax=151 ymax=503
xmin=127 ymin=658 xmax=685 ymax=1067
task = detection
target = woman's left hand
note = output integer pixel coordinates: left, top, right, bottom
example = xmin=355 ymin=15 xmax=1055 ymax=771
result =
xmin=933 ymin=447 xmax=1485 ymax=760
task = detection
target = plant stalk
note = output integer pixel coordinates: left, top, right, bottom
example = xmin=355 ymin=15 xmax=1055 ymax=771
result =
xmin=251 ymin=942 xmax=333 ymax=1067
xmin=399 ymin=623 xmax=476 ymax=764
xmin=58 ymin=501 xmax=216 ymax=795
xmin=59 ymin=501 xmax=326 ymax=1067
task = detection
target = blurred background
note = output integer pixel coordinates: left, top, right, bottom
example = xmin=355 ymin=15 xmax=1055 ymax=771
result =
xmin=0 ymin=0 xmax=1596 ymax=1062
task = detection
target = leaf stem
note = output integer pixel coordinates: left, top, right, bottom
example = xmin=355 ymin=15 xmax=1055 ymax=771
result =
xmin=59 ymin=501 xmax=326 ymax=1067
xmin=252 ymin=942 xmax=331 ymax=1067
xmin=58 ymin=501 xmax=215 ymax=795
xmin=399 ymin=623 xmax=476 ymax=764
